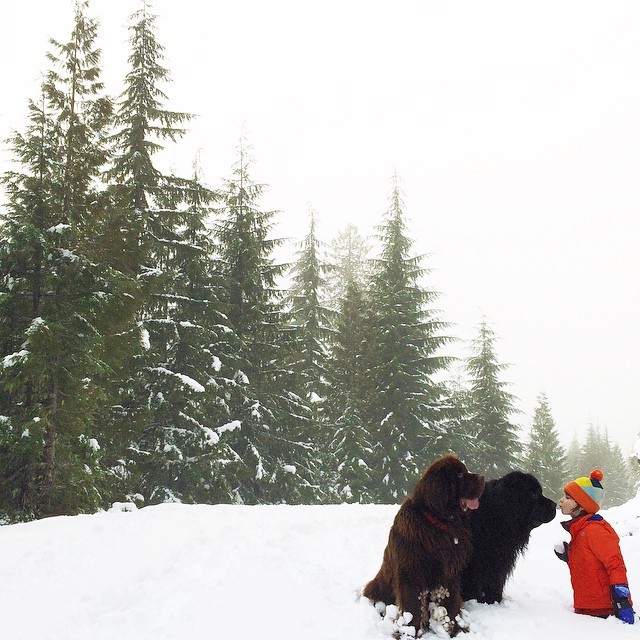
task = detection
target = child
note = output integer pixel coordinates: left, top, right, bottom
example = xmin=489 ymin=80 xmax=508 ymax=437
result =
xmin=555 ymin=469 xmax=635 ymax=624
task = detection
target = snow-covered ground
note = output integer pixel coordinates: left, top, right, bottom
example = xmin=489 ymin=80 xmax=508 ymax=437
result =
xmin=1 ymin=496 xmax=639 ymax=640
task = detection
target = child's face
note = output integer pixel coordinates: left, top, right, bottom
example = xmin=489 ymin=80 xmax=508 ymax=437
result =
xmin=559 ymin=492 xmax=580 ymax=515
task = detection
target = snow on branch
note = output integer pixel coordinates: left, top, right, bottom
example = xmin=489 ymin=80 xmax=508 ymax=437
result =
xmin=2 ymin=350 xmax=29 ymax=368
xmin=149 ymin=367 xmax=205 ymax=393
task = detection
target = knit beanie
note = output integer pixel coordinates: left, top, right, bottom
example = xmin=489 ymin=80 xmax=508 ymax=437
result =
xmin=564 ymin=469 xmax=604 ymax=513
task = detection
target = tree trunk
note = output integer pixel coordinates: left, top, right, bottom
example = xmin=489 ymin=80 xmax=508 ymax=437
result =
xmin=40 ymin=379 xmax=58 ymax=515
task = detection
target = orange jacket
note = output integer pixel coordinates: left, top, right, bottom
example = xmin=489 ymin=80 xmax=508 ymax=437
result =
xmin=563 ymin=513 xmax=631 ymax=615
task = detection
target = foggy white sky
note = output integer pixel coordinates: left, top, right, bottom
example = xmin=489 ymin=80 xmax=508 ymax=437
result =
xmin=1 ymin=0 xmax=639 ymax=455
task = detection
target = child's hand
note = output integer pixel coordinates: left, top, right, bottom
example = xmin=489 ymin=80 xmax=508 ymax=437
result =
xmin=611 ymin=584 xmax=635 ymax=624
xmin=553 ymin=541 xmax=569 ymax=563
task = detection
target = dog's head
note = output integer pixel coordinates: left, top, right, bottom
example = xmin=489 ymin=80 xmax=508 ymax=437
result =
xmin=488 ymin=471 xmax=557 ymax=529
xmin=412 ymin=453 xmax=485 ymax=518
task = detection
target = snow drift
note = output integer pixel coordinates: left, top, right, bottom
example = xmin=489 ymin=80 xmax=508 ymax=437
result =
xmin=0 ymin=498 xmax=639 ymax=639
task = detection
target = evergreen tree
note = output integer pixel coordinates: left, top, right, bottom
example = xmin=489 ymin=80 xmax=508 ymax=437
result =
xmin=582 ymin=425 xmax=634 ymax=507
xmin=286 ymin=205 xmax=335 ymax=402
xmin=579 ymin=423 xmax=608 ymax=474
xmin=105 ymin=1 xmax=234 ymax=504
xmin=566 ymin=424 xmax=634 ymax=507
xmin=324 ymin=228 xmax=375 ymax=501
xmin=324 ymin=223 xmax=372 ymax=427
xmin=286 ymin=206 xmax=337 ymax=498
xmin=627 ymin=455 xmax=640 ymax=495
xmin=464 ymin=318 xmax=521 ymax=478
xmin=523 ymin=392 xmax=567 ymax=499
xmin=361 ymin=176 xmax=451 ymax=501
xmin=107 ymin=0 xmax=196 ymax=386
xmin=215 ymin=138 xmax=313 ymax=504
xmin=0 ymin=0 xmax=123 ymax=518
xmin=603 ymin=439 xmax=635 ymax=506
xmin=108 ymin=0 xmax=193 ymax=213
xmin=432 ymin=376 xmax=479 ymax=462
xmin=132 ymin=160 xmax=235 ymax=504
xmin=325 ymin=223 xmax=370 ymax=309
xmin=564 ymin=433 xmax=583 ymax=481
xmin=331 ymin=403 xmax=376 ymax=503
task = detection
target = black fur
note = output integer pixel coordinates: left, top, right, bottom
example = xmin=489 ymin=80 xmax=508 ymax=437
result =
xmin=461 ymin=471 xmax=556 ymax=604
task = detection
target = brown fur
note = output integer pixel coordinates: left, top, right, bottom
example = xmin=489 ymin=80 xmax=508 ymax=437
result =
xmin=363 ymin=454 xmax=485 ymax=636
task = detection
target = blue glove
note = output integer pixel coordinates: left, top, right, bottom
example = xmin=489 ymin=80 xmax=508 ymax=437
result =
xmin=554 ymin=541 xmax=569 ymax=563
xmin=611 ymin=584 xmax=635 ymax=624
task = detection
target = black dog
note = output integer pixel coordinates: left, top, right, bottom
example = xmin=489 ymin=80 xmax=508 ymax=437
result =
xmin=461 ymin=471 xmax=556 ymax=604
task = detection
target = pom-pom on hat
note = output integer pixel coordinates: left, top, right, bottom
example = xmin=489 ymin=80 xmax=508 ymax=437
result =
xmin=564 ymin=469 xmax=604 ymax=513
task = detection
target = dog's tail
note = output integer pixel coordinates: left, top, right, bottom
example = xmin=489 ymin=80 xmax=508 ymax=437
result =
xmin=363 ymin=572 xmax=394 ymax=605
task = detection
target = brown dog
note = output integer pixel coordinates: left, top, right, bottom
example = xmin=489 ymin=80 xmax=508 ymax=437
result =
xmin=363 ymin=454 xmax=485 ymax=636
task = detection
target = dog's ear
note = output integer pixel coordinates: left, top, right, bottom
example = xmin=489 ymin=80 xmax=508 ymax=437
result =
xmin=413 ymin=455 xmax=462 ymax=512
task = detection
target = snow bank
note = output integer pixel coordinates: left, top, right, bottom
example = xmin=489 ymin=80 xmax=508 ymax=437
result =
xmin=0 ymin=501 xmax=638 ymax=640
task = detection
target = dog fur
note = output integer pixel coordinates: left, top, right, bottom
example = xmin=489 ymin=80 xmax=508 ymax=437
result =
xmin=461 ymin=471 xmax=557 ymax=604
xmin=363 ymin=454 xmax=485 ymax=636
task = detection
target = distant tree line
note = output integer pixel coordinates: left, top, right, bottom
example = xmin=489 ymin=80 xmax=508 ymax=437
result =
xmin=521 ymin=394 xmax=637 ymax=506
xmin=0 ymin=1 xmax=636 ymax=521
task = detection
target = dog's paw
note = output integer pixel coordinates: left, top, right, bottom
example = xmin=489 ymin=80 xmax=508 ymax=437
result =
xmin=395 ymin=625 xmax=417 ymax=639
xmin=385 ymin=604 xmax=399 ymax=619
xmin=455 ymin=608 xmax=471 ymax=629
xmin=429 ymin=603 xmax=448 ymax=623
xmin=399 ymin=611 xmax=413 ymax=625
xmin=378 ymin=603 xmax=417 ymax=638
xmin=429 ymin=586 xmax=451 ymax=604
xmin=396 ymin=611 xmax=416 ymax=638
xmin=375 ymin=601 xmax=387 ymax=615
